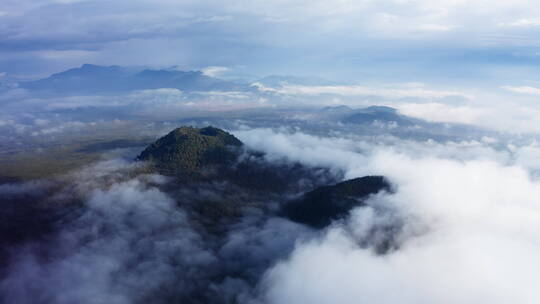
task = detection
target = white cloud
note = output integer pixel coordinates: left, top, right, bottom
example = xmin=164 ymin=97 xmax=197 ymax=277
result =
xmin=499 ymin=18 xmax=540 ymax=27
xmin=231 ymin=129 xmax=540 ymax=304
xmin=1 ymin=173 xmax=217 ymax=303
xmin=502 ymin=86 xmax=540 ymax=96
xmin=392 ymin=98 xmax=540 ymax=134
xmin=260 ymin=84 xmax=471 ymax=100
xmin=395 ymin=102 xmax=485 ymax=125
xmin=201 ymin=66 xmax=231 ymax=77
xmin=261 ymin=153 xmax=540 ymax=304
xmin=234 ymin=128 xmax=512 ymax=180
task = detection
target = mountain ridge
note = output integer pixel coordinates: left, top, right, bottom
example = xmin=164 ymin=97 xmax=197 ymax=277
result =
xmin=20 ymin=64 xmax=249 ymax=94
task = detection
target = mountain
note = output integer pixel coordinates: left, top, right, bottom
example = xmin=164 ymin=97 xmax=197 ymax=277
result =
xmin=20 ymin=64 xmax=248 ymax=94
xmin=21 ymin=64 xmax=132 ymax=93
xmin=323 ymin=105 xmax=489 ymax=140
xmin=281 ymin=176 xmax=391 ymax=228
xmin=315 ymin=105 xmax=417 ymax=126
xmin=342 ymin=106 xmax=417 ymax=127
xmin=137 ymin=126 xmax=243 ymax=176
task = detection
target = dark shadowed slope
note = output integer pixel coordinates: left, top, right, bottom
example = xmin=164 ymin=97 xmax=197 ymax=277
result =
xmin=282 ymin=176 xmax=391 ymax=228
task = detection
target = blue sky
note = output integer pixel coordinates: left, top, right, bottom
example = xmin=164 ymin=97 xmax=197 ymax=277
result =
xmin=2 ymin=0 xmax=540 ymax=85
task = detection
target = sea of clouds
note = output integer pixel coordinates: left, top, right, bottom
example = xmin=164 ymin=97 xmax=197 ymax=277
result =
xmin=238 ymin=128 xmax=540 ymax=304
xmin=2 ymin=123 xmax=540 ymax=303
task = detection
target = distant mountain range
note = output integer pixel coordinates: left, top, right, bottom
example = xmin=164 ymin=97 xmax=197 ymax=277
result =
xmin=17 ymin=64 xmax=339 ymax=96
xmin=340 ymin=106 xmax=419 ymax=127
xmin=20 ymin=64 xmax=250 ymax=94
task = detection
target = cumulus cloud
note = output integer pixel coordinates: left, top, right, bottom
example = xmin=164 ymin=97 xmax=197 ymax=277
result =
xmin=259 ymin=155 xmax=540 ymax=304
xmin=234 ymin=128 xmax=516 ymax=179
xmin=232 ymin=128 xmax=540 ymax=304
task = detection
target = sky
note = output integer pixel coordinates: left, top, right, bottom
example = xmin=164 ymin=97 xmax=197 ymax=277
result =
xmin=2 ymin=0 xmax=540 ymax=85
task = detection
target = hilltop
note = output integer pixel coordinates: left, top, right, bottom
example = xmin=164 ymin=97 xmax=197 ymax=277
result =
xmin=137 ymin=126 xmax=243 ymax=176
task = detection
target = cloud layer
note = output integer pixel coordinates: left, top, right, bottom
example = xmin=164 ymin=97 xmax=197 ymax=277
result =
xmin=2 ymin=122 xmax=540 ymax=303
xmin=235 ymin=128 xmax=540 ymax=304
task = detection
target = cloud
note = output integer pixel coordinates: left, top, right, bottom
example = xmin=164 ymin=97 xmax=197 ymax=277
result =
xmin=5 ymin=122 xmax=540 ymax=303
xmin=0 ymin=154 xmax=315 ymax=303
xmin=1 ymin=177 xmax=218 ymax=304
xmin=233 ymin=128 xmax=513 ymax=180
xmin=390 ymin=98 xmax=540 ymax=134
xmin=202 ymin=66 xmax=231 ymax=77
xmin=259 ymin=154 xmax=540 ymax=304
xmin=395 ymin=102 xmax=485 ymax=125
xmin=229 ymin=129 xmax=540 ymax=304
xmin=258 ymin=84 xmax=472 ymax=100
xmin=502 ymin=85 xmax=540 ymax=96
xmin=499 ymin=18 xmax=540 ymax=27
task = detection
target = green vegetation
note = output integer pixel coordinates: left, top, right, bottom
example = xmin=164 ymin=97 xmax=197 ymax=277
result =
xmin=0 ymin=138 xmax=151 ymax=181
xmin=137 ymin=126 xmax=243 ymax=176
